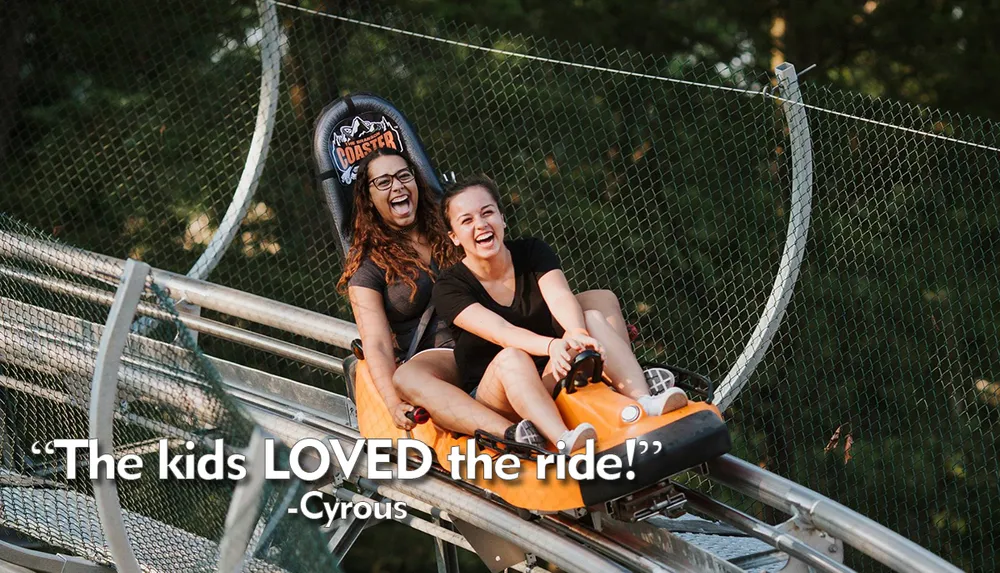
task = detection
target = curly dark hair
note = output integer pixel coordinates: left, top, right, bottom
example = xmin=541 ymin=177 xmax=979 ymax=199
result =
xmin=337 ymin=148 xmax=460 ymax=300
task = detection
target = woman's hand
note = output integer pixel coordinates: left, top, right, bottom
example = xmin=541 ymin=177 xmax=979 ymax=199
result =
xmin=547 ymin=338 xmax=575 ymax=380
xmin=549 ymin=332 xmax=606 ymax=380
xmin=350 ymin=286 xmax=413 ymax=429
xmin=390 ymin=401 xmax=417 ymax=431
xmin=562 ymin=331 xmax=605 ymax=359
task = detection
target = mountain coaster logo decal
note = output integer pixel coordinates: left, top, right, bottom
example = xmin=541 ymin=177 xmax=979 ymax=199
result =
xmin=330 ymin=114 xmax=405 ymax=185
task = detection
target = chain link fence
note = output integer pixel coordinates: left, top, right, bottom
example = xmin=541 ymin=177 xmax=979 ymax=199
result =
xmin=0 ymin=215 xmax=346 ymax=571
xmin=0 ymin=1 xmax=997 ymax=571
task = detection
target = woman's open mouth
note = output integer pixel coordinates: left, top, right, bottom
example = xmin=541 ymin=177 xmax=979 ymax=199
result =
xmin=474 ymin=231 xmax=496 ymax=249
xmin=389 ymin=195 xmax=412 ymax=218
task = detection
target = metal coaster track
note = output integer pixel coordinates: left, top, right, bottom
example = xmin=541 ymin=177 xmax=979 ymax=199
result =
xmin=0 ymin=231 xmax=963 ymax=573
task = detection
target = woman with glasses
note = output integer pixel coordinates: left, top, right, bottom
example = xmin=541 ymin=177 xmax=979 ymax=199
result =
xmin=338 ymin=148 xmax=540 ymax=443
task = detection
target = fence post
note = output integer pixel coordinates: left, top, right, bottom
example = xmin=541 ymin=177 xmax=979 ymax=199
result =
xmin=89 ymin=258 xmax=149 ymax=573
xmin=714 ymin=61 xmax=814 ymax=411
xmin=187 ymin=0 xmax=282 ymax=281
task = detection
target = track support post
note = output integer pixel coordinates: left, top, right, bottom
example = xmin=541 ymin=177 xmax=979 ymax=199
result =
xmin=433 ymin=518 xmax=461 ymax=573
xmin=714 ymin=61 xmax=814 ymax=411
xmin=775 ymin=514 xmax=845 ymax=572
xmin=89 ymin=259 xmax=149 ymax=573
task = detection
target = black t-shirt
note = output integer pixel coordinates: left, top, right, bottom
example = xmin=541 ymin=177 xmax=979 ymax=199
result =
xmin=432 ymin=237 xmax=565 ymax=391
xmin=348 ymin=256 xmax=455 ymax=360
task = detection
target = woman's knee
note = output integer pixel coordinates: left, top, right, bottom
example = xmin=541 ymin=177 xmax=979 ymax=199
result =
xmin=392 ymin=364 xmax=421 ymax=398
xmin=493 ymin=347 xmax=535 ymax=372
xmin=583 ymin=308 xmax=607 ymax=327
xmin=578 ymin=289 xmax=621 ymax=312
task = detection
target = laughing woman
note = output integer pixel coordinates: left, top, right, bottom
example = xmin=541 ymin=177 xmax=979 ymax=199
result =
xmin=431 ymin=176 xmax=688 ymax=455
xmin=338 ymin=149 xmax=536 ymax=442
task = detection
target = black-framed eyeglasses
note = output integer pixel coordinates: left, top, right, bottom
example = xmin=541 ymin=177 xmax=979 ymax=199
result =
xmin=369 ymin=168 xmax=415 ymax=191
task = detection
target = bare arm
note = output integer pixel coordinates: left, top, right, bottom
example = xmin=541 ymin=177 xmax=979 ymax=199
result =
xmin=537 ymin=269 xmax=588 ymax=335
xmin=348 ymin=286 xmax=406 ymax=411
xmin=452 ymin=303 xmax=554 ymax=357
xmin=451 ymin=296 xmax=591 ymax=379
xmin=537 ymin=269 xmax=605 ymax=367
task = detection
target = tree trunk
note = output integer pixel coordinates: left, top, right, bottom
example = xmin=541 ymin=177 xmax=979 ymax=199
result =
xmin=0 ymin=0 xmax=30 ymax=161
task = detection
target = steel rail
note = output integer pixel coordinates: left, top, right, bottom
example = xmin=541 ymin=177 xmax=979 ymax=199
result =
xmin=0 ymin=264 xmax=345 ymax=375
xmin=355 ymin=477 xmax=453 ymax=523
xmin=543 ymin=514 xmax=715 ymax=573
xmin=0 ymin=540 xmax=115 ymax=573
xmin=0 ymin=375 xmax=213 ymax=453
xmin=325 ymin=483 xmax=549 ymax=573
xmin=327 ymin=486 xmax=474 ymax=552
xmin=1 ymin=317 xmax=223 ymax=420
xmin=676 ymin=483 xmax=851 ymax=573
xmin=707 ymin=455 xmax=963 ymax=573
xmin=0 ymin=231 xmax=361 ymax=349
xmin=324 ymin=485 xmax=549 ymax=573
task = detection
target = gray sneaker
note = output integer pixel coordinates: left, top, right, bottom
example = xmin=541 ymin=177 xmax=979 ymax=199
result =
xmin=644 ymin=367 xmax=676 ymax=396
xmin=505 ymin=420 xmax=546 ymax=449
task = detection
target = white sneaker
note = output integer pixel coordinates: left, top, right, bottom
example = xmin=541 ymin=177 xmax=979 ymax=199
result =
xmin=557 ymin=423 xmax=597 ymax=455
xmin=644 ymin=367 xmax=676 ymax=396
xmin=638 ymin=387 xmax=688 ymax=416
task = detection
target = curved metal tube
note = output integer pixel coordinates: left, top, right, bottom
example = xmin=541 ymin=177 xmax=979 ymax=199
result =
xmin=89 ymin=259 xmax=149 ymax=573
xmin=0 ymin=231 xmax=361 ymax=349
xmin=0 ymin=539 xmax=115 ymax=573
xmin=187 ymin=0 xmax=282 ymax=280
xmin=714 ymin=61 xmax=814 ymax=411
xmin=217 ymin=429 xmax=267 ymax=573
xmin=131 ymin=0 xmax=281 ymax=339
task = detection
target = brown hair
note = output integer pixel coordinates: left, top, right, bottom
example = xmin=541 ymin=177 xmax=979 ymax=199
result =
xmin=440 ymin=175 xmax=503 ymax=231
xmin=337 ymin=148 xmax=460 ymax=299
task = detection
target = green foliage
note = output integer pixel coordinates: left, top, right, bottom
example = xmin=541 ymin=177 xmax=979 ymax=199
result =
xmin=384 ymin=0 xmax=1000 ymax=121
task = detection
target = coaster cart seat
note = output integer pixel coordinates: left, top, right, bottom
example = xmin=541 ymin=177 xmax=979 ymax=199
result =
xmin=313 ymin=93 xmax=732 ymax=520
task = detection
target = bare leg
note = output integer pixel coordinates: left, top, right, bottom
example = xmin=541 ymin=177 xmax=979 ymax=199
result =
xmin=473 ymin=348 xmax=569 ymax=444
xmin=393 ymin=349 xmax=511 ymax=436
xmin=582 ymin=309 xmax=650 ymax=399
xmin=583 ymin=309 xmax=688 ymax=414
xmin=576 ymin=289 xmax=629 ymax=342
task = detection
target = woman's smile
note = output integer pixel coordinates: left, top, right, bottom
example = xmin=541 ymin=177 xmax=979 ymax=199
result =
xmin=389 ymin=192 xmax=413 ymax=218
xmin=474 ymin=229 xmax=496 ymax=250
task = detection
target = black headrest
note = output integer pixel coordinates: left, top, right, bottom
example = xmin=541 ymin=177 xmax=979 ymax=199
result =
xmin=312 ymin=93 xmax=442 ymax=258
